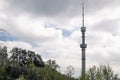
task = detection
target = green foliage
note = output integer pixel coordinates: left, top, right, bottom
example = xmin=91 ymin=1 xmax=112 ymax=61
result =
xmin=46 ymin=59 xmax=60 ymax=70
xmin=0 ymin=46 xmax=119 ymax=80
xmin=80 ymin=65 xmax=120 ymax=80
xmin=19 ymin=74 xmax=25 ymax=80
xmin=0 ymin=47 xmax=77 ymax=80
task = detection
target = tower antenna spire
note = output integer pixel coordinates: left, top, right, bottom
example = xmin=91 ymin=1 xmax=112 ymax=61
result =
xmin=82 ymin=2 xmax=84 ymax=27
xmin=80 ymin=2 xmax=87 ymax=79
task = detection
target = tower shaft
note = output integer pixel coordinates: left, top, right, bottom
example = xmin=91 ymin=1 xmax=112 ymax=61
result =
xmin=80 ymin=3 xmax=87 ymax=78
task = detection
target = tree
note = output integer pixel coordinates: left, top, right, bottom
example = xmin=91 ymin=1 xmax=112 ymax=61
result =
xmin=65 ymin=65 xmax=75 ymax=79
xmin=80 ymin=65 xmax=120 ymax=80
xmin=0 ymin=47 xmax=79 ymax=80
xmin=0 ymin=46 xmax=8 ymax=66
xmin=9 ymin=47 xmax=44 ymax=67
xmin=46 ymin=59 xmax=60 ymax=70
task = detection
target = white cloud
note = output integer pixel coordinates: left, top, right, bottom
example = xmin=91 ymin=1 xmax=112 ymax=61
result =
xmin=2 ymin=15 xmax=62 ymax=44
xmin=6 ymin=41 xmax=32 ymax=50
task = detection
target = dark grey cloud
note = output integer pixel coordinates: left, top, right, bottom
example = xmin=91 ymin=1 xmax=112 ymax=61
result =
xmin=6 ymin=0 xmax=72 ymax=16
xmin=5 ymin=0 xmax=120 ymax=17
xmin=91 ymin=19 xmax=119 ymax=33
xmin=85 ymin=0 xmax=119 ymax=13
xmin=110 ymin=53 xmax=120 ymax=65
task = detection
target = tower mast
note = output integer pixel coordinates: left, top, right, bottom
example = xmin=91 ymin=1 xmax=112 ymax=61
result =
xmin=80 ymin=2 xmax=87 ymax=78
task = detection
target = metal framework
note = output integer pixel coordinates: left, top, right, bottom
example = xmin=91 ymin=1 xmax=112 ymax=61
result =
xmin=80 ymin=3 xmax=87 ymax=78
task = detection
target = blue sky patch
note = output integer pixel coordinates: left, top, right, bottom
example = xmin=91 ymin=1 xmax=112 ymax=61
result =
xmin=62 ymin=29 xmax=72 ymax=37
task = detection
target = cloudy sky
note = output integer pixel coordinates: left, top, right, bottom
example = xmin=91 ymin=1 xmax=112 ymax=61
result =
xmin=0 ymin=0 xmax=120 ymax=77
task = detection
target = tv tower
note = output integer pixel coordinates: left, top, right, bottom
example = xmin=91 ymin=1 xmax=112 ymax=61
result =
xmin=80 ymin=3 xmax=87 ymax=78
